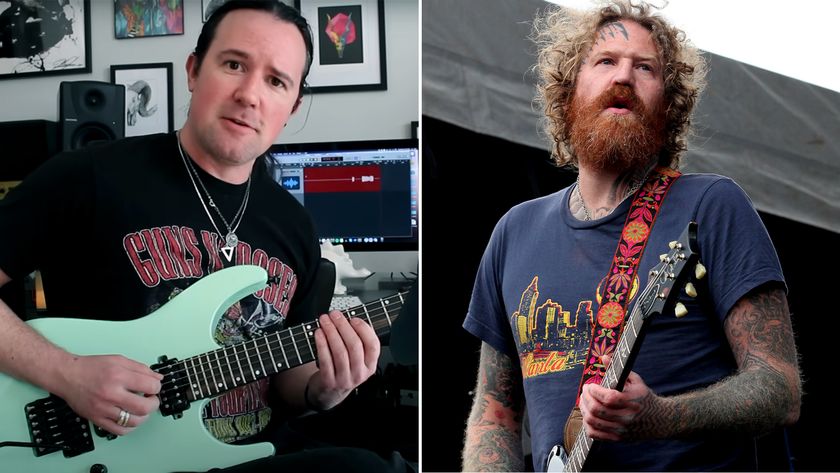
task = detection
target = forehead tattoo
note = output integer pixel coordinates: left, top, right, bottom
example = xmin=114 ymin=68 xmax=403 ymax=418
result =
xmin=596 ymin=21 xmax=630 ymax=44
xmin=583 ymin=21 xmax=630 ymax=64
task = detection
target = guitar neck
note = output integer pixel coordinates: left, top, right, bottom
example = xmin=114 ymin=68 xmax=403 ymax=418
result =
xmin=602 ymin=307 xmax=646 ymax=391
xmin=164 ymin=293 xmax=405 ymax=403
xmin=554 ymin=223 xmax=699 ymax=473
xmin=564 ymin=305 xmax=648 ymax=472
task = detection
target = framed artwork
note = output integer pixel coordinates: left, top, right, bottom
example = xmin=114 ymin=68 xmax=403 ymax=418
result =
xmin=201 ymin=0 xmax=230 ymax=22
xmin=114 ymin=0 xmax=184 ymax=39
xmin=110 ymin=63 xmax=174 ymax=137
xmin=295 ymin=0 xmax=387 ymax=93
xmin=0 ymin=0 xmax=91 ymax=80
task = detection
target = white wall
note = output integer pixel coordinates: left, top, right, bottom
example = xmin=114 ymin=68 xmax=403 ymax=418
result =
xmin=0 ymin=0 xmax=419 ymax=144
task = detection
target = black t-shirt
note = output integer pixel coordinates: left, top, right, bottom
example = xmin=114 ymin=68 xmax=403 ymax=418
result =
xmin=0 ymin=132 xmax=321 ymax=443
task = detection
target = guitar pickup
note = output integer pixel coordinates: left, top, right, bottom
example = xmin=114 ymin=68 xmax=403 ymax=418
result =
xmin=152 ymin=355 xmax=191 ymax=418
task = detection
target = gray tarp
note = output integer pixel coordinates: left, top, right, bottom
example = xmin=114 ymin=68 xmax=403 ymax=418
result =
xmin=423 ymin=0 xmax=840 ymax=233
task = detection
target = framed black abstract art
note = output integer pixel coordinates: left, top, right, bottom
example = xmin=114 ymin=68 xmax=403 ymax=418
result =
xmin=0 ymin=0 xmax=91 ymax=80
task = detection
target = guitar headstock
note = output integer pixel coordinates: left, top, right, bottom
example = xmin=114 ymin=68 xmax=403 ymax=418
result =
xmin=638 ymin=221 xmax=703 ymax=319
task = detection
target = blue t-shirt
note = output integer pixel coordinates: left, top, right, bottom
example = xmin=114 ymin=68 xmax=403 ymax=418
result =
xmin=463 ymin=174 xmax=785 ymax=471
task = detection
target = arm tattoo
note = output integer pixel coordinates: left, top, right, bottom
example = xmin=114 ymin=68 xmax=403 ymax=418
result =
xmin=630 ymin=287 xmax=801 ymax=439
xmin=463 ymin=342 xmax=526 ymax=472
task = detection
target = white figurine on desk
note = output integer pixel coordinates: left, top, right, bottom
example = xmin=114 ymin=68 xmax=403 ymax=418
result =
xmin=320 ymin=241 xmax=371 ymax=295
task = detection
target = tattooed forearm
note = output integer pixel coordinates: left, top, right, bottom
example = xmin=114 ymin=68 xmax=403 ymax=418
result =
xmin=463 ymin=342 xmax=525 ymax=472
xmin=629 ymin=286 xmax=801 ymax=439
xmin=633 ymin=359 xmax=794 ymax=438
xmin=723 ymin=287 xmax=801 ymax=425
xmin=464 ymin=425 xmax=524 ymax=472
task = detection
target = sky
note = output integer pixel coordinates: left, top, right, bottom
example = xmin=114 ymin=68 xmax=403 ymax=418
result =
xmin=545 ymin=0 xmax=840 ymax=94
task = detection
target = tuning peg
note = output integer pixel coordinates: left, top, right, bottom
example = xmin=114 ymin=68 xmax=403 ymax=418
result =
xmin=660 ymin=253 xmax=668 ymax=262
xmin=675 ymin=302 xmax=688 ymax=318
xmin=669 ymin=241 xmax=677 ymax=249
xmin=695 ymin=262 xmax=707 ymax=280
xmin=685 ymin=282 xmax=697 ymax=298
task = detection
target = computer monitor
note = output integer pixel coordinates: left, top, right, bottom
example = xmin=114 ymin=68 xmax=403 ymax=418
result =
xmin=267 ymin=139 xmax=418 ymax=252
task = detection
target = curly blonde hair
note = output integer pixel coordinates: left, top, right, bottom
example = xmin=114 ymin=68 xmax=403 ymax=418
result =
xmin=532 ymin=0 xmax=707 ymax=169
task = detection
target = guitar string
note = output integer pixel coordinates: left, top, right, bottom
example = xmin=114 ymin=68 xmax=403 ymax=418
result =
xmin=569 ymin=281 xmax=652 ymax=470
xmin=566 ymin=302 xmax=644 ymax=471
xmin=566 ymin=254 xmax=679 ymax=471
xmin=160 ymin=303 xmax=401 ymax=393
xmin=37 ymin=299 xmax=405 ymax=437
xmin=157 ymin=298 xmax=405 ymax=394
xmin=160 ymin=306 xmax=402 ymax=397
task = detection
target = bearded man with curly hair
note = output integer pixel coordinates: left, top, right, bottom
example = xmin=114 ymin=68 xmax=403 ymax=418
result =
xmin=461 ymin=1 xmax=801 ymax=471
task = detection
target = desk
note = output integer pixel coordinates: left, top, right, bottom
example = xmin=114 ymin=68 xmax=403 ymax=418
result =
xmin=341 ymin=273 xmax=415 ymax=303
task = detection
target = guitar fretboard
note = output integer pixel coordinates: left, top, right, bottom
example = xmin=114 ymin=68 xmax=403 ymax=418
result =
xmin=564 ymin=306 xmax=643 ymax=472
xmin=159 ymin=293 xmax=405 ymax=403
xmin=563 ymin=243 xmax=693 ymax=472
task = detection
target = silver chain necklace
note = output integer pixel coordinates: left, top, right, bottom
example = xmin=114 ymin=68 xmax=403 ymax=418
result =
xmin=574 ymin=174 xmax=644 ymax=221
xmin=574 ymin=175 xmax=594 ymax=221
xmin=176 ymin=131 xmax=251 ymax=262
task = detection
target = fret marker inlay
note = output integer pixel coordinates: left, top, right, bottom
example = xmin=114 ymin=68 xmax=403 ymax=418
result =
xmin=163 ymin=292 xmax=405 ymax=411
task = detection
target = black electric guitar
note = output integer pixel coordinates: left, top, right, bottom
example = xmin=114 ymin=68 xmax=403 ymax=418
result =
xmin=546 ymin=221 xmax=703 ymax=472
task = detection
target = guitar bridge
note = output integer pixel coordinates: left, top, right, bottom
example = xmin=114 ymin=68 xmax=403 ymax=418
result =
xmin=25 ymin=394 xmax=94 ymax=458
xmin=152 ymin=355 xmax=191 ymax=418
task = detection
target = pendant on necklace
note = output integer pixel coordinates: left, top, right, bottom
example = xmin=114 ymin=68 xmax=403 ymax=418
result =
xmin=220 ymin=233 xmax=238 ymax=262
xmin=225 ymin=232 xmax=239 ymax=248
xmin=220 ymin=246 xmax=235 ymax=263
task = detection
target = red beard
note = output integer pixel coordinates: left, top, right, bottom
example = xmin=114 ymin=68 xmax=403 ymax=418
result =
xmin=567 ymin=84 xmax=665 ymax=173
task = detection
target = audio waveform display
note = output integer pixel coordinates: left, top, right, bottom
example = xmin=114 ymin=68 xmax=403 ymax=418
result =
xmin=282 ymin=176 xmax=301 ymax=190
xmin=303 ymin=165 xmax=382 ymax=193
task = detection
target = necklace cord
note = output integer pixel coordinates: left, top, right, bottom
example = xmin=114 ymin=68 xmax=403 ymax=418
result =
xmin=574 ymin=174 xmax=645 ymax=222
xmin=176 ymin=131 xmax=252 ymax=250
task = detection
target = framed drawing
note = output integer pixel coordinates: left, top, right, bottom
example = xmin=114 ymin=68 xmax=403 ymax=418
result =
xmin=110 ymin=63 xmax=174 ymax=137
xmin=0 ymin=0 xmax=91 ymax=80
xmin=114 ymin=0 xmax=184 ymax=38
xmin=295 ymin=0 xmax=387 ymax=93
xmin=201 ymin=0 xmax=231 ymax=22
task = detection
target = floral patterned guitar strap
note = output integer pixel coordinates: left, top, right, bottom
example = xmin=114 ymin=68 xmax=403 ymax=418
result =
xmin=562 ymin=166 xmax=681 ymax=452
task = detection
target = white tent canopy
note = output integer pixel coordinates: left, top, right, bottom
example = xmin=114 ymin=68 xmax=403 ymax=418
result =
xmin=423 ymin=0 xmax=840 ymax=233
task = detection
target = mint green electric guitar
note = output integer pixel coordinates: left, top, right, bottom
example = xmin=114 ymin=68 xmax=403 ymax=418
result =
xmin=0 ymin=265 xmax=405 ymax=472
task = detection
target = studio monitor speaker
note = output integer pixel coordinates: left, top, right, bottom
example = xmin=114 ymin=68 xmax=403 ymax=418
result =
xmin=59 ymin=81 xmax=125 ymax=151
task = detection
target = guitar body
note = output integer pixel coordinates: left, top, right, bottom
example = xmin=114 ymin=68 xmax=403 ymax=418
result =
xmin=0 ymin=265 xmax=274 ymax=472
xmin=546 ymin=444 xmax=569 ymax=472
